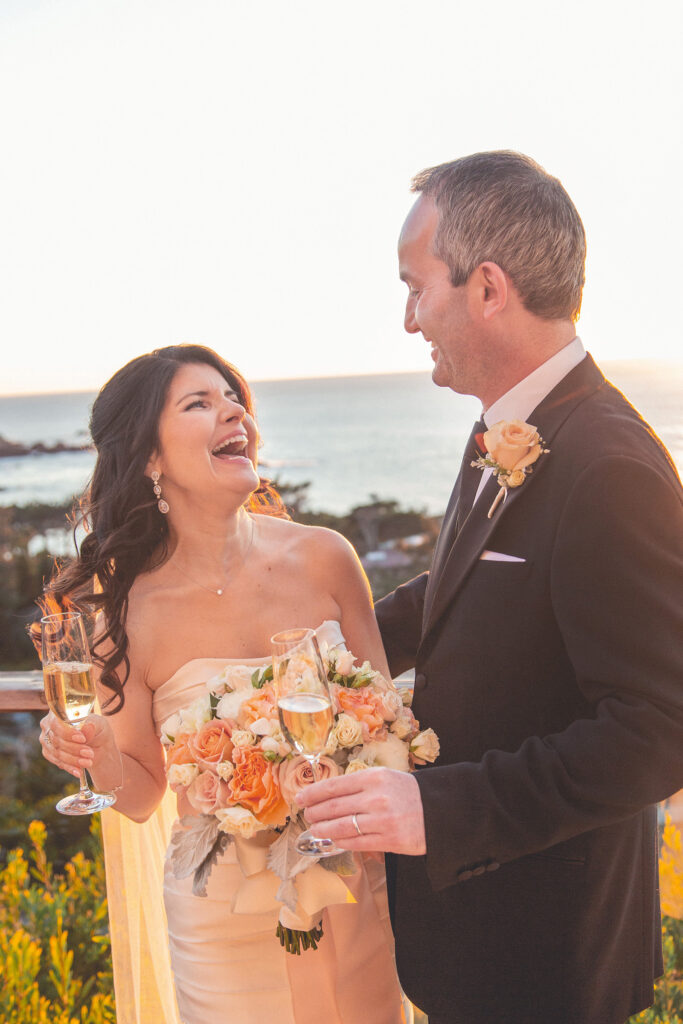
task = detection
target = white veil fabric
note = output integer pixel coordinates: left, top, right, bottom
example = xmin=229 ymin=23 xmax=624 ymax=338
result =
xmin=101 ymin=790 xmax=182 ymax=1024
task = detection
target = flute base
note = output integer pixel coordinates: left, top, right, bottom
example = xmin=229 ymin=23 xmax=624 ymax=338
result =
xmin=56 ymin=788 xmax=116 ymax=816
xmin=295 ymin=830 xmax=342 ymax=857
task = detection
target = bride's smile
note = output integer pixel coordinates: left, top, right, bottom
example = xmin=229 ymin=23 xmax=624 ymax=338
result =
xmin=148 ymin=362 xmax=260 ymax=505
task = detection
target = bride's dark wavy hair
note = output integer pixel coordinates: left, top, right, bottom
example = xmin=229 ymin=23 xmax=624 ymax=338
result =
xmin=40 ymin=344 xmax=289 ymax=713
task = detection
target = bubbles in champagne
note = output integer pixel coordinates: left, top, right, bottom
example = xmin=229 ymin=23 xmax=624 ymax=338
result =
xmin=278 ymin=693 xmax=334 ymax=756
xmin=43 ymin=661 xmax=95 ymax=724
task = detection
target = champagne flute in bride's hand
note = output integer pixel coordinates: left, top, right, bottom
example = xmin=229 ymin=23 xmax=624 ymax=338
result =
xmin=271 ymin=627 xmax=341 ymax=857
xmin=41 ymin=611 xmax=116 ymax=815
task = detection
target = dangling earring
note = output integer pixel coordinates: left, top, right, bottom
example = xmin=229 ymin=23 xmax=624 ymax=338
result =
xmin=151 ymin=471 xmax=169 ymax=514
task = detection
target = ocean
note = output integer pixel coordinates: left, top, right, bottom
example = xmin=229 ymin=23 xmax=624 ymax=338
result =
xmin=1 ymin=362 xmax=682 ymax=516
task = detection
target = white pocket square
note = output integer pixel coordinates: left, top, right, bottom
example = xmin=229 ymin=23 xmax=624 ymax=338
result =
xmin=479 ymin=550 xmax=526 ymax=562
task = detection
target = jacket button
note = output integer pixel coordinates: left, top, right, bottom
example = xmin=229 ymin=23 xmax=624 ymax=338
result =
xmin=486 ymin=861 xmax=500 ymax=872
xmin=472 ymin=865 xmax=486 ymax=876
xmin=414 ymin=672 xmax=427 ymax=692
xmin=457 ymin=869 xmax=473 ymax=882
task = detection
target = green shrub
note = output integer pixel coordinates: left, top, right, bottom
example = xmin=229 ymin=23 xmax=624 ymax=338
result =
xmin=0 ymin=817 xmax=115 ymax=1023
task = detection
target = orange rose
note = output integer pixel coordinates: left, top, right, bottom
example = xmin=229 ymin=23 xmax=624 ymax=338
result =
xmin=239 ymin=687 xmax=278 ymax=729
xmin=336 ymin=687 xmax=387 ymax=741
xmin=187 ymin=718 xmax=234 ymax=771
xmin=166 ymin=737 xmax=196 ymax=768
xmin=228 ymin=745 xmax=289 ymax=827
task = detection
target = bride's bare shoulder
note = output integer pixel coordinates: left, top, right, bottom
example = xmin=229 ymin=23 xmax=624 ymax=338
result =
xmin=259 ymin=515 xmax=360 ymax=570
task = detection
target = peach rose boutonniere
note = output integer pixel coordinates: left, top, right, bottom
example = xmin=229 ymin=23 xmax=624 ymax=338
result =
xmin=472 ymin=419 xmax=550 ymax=518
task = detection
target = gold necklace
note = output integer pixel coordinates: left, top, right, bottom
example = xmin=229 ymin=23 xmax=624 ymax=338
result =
xmin=169 ymin=515 xmax=254 ymax=596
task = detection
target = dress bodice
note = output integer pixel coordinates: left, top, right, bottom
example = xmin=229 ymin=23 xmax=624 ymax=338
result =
xmin=152 ymin=620 xmax=345 ymax=736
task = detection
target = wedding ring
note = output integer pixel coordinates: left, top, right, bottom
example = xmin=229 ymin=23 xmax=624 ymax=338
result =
xmin=44 ymin=728 xmax=53 ymax=748
xmin=352 ymin=813 xmax=363 ymax=836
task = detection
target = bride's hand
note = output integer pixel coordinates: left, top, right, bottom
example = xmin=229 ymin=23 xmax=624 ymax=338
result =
xmin=39 ymin=712 xmax=119 ymax=779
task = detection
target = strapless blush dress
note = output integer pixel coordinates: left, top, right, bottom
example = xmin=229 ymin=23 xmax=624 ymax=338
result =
xmin=152 ymin=621 xmax=405 ymax=1024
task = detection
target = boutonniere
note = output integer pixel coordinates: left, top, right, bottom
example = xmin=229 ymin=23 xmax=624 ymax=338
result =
xmin=472 ymin=419 xmax=550 ymax=519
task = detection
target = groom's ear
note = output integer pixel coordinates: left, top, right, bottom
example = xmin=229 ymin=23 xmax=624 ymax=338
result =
xmin=475 ymin=261 xmax=508 ymax=321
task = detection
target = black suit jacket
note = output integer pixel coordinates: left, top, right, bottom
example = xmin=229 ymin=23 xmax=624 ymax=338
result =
xmin=376 ymin=355 xmax=683 ymax=1024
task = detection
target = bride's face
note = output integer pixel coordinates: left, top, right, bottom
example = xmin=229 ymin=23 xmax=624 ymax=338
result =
xmin=147 ymin=362 xmax=260 ymax=505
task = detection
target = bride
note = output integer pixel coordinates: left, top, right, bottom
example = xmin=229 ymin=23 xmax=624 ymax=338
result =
xmin=37 ymin=344 xmax=406 ymax=1024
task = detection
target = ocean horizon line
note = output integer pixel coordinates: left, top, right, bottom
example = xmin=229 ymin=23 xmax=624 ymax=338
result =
xmin=2 ymin=356 xmax=682 ymax=400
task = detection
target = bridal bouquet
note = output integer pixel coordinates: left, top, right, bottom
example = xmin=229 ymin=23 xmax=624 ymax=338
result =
xmin=159 ymin=645 xmax=439 ymax=952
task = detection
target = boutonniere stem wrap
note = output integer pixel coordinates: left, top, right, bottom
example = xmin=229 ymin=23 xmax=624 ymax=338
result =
xmin=471 ymin=419 xmax=550 ymax=518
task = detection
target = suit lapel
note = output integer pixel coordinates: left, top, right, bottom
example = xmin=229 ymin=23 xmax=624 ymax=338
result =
xmin=422 ymin=476 xmax=462 ymax=627
xmin=421 ymin=354 xmax=606 ymax=641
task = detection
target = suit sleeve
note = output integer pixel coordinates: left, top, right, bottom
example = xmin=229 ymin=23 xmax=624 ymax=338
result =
xmin=417 ymin=454 xmax=683 ymax=891
xmin=375 ymin=572 xmax=428 ymax=677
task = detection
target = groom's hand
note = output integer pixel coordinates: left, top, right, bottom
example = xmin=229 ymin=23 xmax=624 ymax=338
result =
xmin=296 ymin=767 xmax=427 ymax=856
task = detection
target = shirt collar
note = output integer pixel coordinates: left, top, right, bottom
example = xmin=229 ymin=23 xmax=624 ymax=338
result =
xmin=483 ymin=336 xmax=586 ymax=428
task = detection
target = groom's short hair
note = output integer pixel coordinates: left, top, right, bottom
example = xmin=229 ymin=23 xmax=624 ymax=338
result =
xmin=411 ymin=151 xmax=586 ymax=322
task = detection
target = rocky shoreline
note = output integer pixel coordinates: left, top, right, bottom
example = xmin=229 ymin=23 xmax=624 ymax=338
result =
xmin=0 ymin=434 xmax=91 ymax=458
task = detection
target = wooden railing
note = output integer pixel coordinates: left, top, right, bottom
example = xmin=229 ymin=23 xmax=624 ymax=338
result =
xmin=0 ymin=670 xmax=46 ymax=712
xmin=0 ymin=670 xmax=416 ymax=714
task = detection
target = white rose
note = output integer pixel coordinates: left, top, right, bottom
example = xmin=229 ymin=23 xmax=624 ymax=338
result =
xmin=167 ymin=763 xmax=199 ymax=788
xmin=216 ymin=688 xmax=253 ymax=722
xmin=180 ymin=694 xmax=212 ymax=733
xmin=379 ymin=688 xmax=403 ymax=722
xmin=410 ymin=728 xmax=440 ymax=763
xmin=160 ymin=712 xmax=182 ymax=743
xmin=358 ymin=733 xmax=410 ymax=772
xmin=335 ymin=650 xmax=356 ymax=676
xmin=249 ymin=716 xmax=270 ymax=736
xmin=320 ymin=730 xmax=339 ymax=757
xmin=260 ymin=736 xmax=281 ymax=755
xmin=205 ymin=666 xmax=232 ymax=696
xmin=345 ymin=758 xmax=369 ymax=774
xmin=216 ymin=761 xmax=235 ymax=781
xmin=227 ymin=665 xmax=260 ymax=690
xmin=332 ymin=713 xmax=363 ymax=748
xmin=390 ymin=708 xmax=417 ymax=740
xmin=231 ymin=729 xmax=256 ymax=748
xmin=215 ymin=806 xmax=268 ymax=838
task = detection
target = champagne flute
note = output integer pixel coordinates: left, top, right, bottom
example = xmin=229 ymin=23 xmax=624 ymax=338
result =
xmin=41 ymin=611 xmax=116 ymax=815
xmin=272 ymin=627 xmax=341 ymax=857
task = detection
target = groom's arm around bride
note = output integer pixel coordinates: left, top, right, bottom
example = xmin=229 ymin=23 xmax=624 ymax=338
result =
xmin=299 ymin=151 xmax=683 ymax=1024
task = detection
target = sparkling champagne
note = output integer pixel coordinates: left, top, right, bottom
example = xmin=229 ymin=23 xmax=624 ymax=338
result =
xmin=43 ymin=661 xmax=95 ymax=724
xmin=278 ymin=693 xmax=334 ymax=756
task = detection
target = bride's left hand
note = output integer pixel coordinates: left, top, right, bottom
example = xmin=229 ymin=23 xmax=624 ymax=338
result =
xmin=296 ymin=766 xmax=427 ymax=856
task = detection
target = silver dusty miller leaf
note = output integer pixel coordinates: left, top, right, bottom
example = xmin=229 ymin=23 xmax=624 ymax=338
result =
xmin=192 ymin=831 xmax=231 ymax=898
xmin=169 ymin=814 xmax=233 ymax=897
xmin=267 ymin=815 xmax=316 ymax=884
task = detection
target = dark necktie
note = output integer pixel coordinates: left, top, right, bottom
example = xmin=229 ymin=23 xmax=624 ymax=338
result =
xmin=423 ymin=417 xmax=486 ymax=626
xmin=453 ymin=416 xmax=486 ymax=535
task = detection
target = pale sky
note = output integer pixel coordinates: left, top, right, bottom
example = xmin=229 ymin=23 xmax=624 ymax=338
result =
xmin=1 ymin=0 xmax=681 ymax=395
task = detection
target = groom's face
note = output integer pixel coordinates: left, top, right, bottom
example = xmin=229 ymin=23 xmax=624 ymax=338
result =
xmin=399 ymin=196 xmax=481 ymax=397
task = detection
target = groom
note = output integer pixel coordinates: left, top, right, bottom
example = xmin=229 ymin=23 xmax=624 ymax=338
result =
xmin=298 ymin=151 xmax=683 ymax=1022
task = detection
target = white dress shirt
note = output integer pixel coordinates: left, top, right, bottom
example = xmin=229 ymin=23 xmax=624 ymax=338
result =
xmin=473 ymin=336 xmax=586 ymax=505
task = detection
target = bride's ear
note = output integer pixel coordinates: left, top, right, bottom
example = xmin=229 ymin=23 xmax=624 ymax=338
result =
xmin=145 ymin=452 xmax=161 ymax=479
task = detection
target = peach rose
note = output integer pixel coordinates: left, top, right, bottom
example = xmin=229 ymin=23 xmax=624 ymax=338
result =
xmin=186 ymin=770 xmax=233 ymax=815
xmin=165 ymin=736 xmax=196 ymax=768
xmin=276 ymin=755 xmax=341 ymax=810
xmin=187 ymin=718 xmax=234 ymax=771
xmin=228 ymin=745 xmax=289 ymax=826
xmin=336 ymin=686 xmax=387 ymax=741
xmin=239 ymin=688 xmax=278 ymax=730
xmin=483 ymin=420 xmax=542 ymax=472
